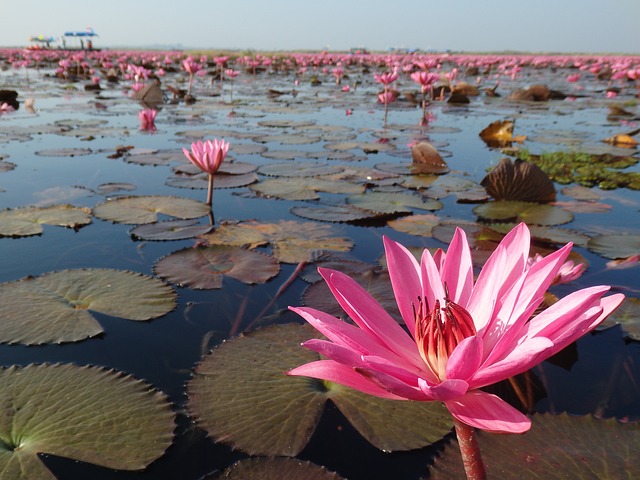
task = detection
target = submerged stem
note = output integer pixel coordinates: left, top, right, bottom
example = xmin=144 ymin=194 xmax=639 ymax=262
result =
xmin=452 ymin=418 xmax=487 ymax=480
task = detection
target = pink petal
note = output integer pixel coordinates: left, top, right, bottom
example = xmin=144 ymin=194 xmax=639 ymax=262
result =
xmin=302 ymin=339 xmax=366 ymax=367
xmin=420 ymin=247 xmax=446 ymax=309
xmin=468 ymin=223 xmax=530 ymax=330
xmin=445 ymin=390 xmax=531 ymax=433
xmin=355 ymin=367 xmax=432 ymax=400
xmin=446 ymin=336 xmax=483 ymax=382
xmin=319 ymin=268 xmax=423 ymax=365
xmin=440 ymin=227 xmax=474 ymax=306
xmin=418 ymin=378 xmax=469 ymax=402
xmin=383 ymin=236 xmax=422 ymax=334
xmin=287 ymin=360 xmax=405 ymax=400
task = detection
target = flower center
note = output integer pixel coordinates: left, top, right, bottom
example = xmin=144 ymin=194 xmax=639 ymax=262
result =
xmin=414 ymin=297 xmax=477 ymax=381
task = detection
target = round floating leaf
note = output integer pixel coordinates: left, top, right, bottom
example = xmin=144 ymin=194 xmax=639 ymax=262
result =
xmin=34 ymin=148 xmax=93 ymax=157
xmin=199 ymin=220 xmax=353 ymax=263
xmin=387 ymin=213 xmax=441 ymax=236
xmin=93 ymin=195 xmax=210 ymax=224
xmin=0 ymin=160 xmax=16 ymax=173
xmin=0 ymin=205 xmax=92 ymax=237
xmin=187 ymin=323 xmax=452 ymax=457
xmin=0 ymin=269 xmax=176 ymax=345
xmin=253 ymin=133 xmax=321 ymax=145
xmin=166 ymin=172 xmax=259 ymax=190
xmin=290 ymin=204 xmax=382 ymax=223
xmin=261 ymin=149 xmax=310 ymax=160
xmin=258 ymin=119 xmax=316 ymax=128
xmin=324 ymin=141 xmax=395 ymax=153
xmin=212 ymin=458 xmax=345 ymax=480
xmin=347 ymin=192 xmax=442 ymax=214
xmin=129 ymin=219 xmax=212 ymax=241
xmin=473 ymin=201 xmax=574 ymax=226
xmin=588 ymin=233 xmax=640 ymax=259
xmin=154 ymin=245 xmax=279 ymax=289
xmin=599 ymin=297 xmax=640 ymax=340
xmin=96 ymin=182 xmax=137 ymax=194
xmin=258 ymin=161 xmax=344 ymax=177
xmin=430 ymin=414 xmax=640 ymax=479
xmin=0 ymin=364 xmax=175 ymax=479
xmin=250 ymin=177 xmax=363 ymax=201
xmin=229 ymin=143 xmax=268 ymax=155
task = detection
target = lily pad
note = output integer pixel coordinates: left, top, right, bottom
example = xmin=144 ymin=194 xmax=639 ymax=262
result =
xmin=481 ymin=157 xmax=556 ymax=202
xmin=387 ymin=213 xmax=441 ymax=236
xmin=34 ymin=148 xmax=93 ymax=157
xmin=258 ymin=161 xmax=344 ymax=178
xmin=250 ymin=177 xmax=363 ymax=201
xmin=599 ymin=297 xmax=640 ymax=340
xmin=93 ymin=195 xmax=211 ymax=224
xmin=187 ymin=323 xmax=452 ymax=457
xmin=473 ymin=201 xmax=574 ymax=226
xmin=166 ymin=172 xmax=259 ymax=190
xmin=290 ymin=204 xmax=384 ymax=223
xmin=0 ymin=160 xmax=16 ymax=173
xmin=347 ymin=192 xmax=443 ymax=214
xmin=0 ymin=269 xmax=176 ymax=345
xmin=588 ymin=233 xmax=640 ymax=259
xmin=0 ymin=364 xmax=175 ymax=480
xmin=129 ymin=219 xmax=212 ymax=241
xmin=199 ymin=220 xmax=353 ymax=263
xmin=0 ymin=205 xmax=92 ymax=237
xmin=430 ymin=414 xmax=640 ymax=479
xmin=211 ymin=458 xmax=345 ymax=480
xmin=154 ymin=245 xmax=280 ymax=289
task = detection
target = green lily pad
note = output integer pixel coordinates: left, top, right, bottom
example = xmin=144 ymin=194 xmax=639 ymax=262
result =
xmin=93 ymin=195 xmax=211 ymax=224
xmin=261 ymin=150 xmax=310 ymax=160
xmin=588 ymin=233 xmax=640 ymax=259
xmin=166 ymin=172 xmax=259 ymax=190
xmin=0 ymin=269 xmax=176 ymax=345
xmin=290 ymin=204 xmax=384 ymax=223
xmin=0 ymin=205 xmax=92 ymax=237
xmin=250 ymin=177 xmax=363 ymax=201
xmin=387 ymin=213 xmax=441 ymax=236
xmin=253 ymin=133 xmax=321 ymax=145
xmin=187 ymin=323 xmax=452 ymax=457
xmin=599 ymin=297 xmax=640 ymax=340
xmin=473 ymin=201 xmax=574 ymax=226
xmin=129 ymin=219 xmax=212 ymax=241
xmin=430 ymin=414 xmax=640 ymax=479
xmin=0 ymin=364 xmax=175 ymax=479
xmin=258 ymin=161 xmax=344 ymax=177
xmin=347 ymin=192 xmax=443 ymax=214
xmin=199 ymin=220 xmax=353 ymax=263
xmin=210 ymin=458 xmax=345 ymax=480
xmin=154 ymin=245 xmax=280 ymax=289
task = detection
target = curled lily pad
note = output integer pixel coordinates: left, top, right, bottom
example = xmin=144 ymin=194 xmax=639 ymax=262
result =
xmin=478 ymin=119 xmax=526 ymax=147
xmin=154 ymin=244 xmax=280 ymax=289
xmin=0 ymin=364 xmax=175 ymax=479
xmin=211 ymin=458 xmax=345 ymax=480
xmin=0 ymin=205 xmax=91 ymax=237
xmin=481 ymin=157 xmax=556 ymax=202
xmin=187 ymin=323 xmax=452 ymax=457
xmin=129 ymin=219 xmax=212 ymax=241
xmin=93 ymin=195 xmax=211 ymax=224
xmin=430 ymin=414 xmax=640 ymax=479
xmin=199 ymin=220 xmax=353 ymax=263
xmin=473 ymin=201 xmax=574 ymax=226
xmin=0 ymin=269 xmax=176 ymax=345
xmin=588 ymin=233 xmax=640 ymax=259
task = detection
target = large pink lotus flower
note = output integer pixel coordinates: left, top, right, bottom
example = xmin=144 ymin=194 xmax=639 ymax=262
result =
xmin=288 ymin=223 xmax=623 ymax=434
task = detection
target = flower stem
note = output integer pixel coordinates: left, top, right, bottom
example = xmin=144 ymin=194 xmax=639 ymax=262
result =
xmin=206 ymin=174 xmax=214 ymax=206
xmin=452 ymin=418 xmax=487 ymax=480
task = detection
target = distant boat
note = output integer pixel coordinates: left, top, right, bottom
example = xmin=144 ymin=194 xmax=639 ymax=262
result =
xmin=61 ymin=27 xmax=100 ymax=50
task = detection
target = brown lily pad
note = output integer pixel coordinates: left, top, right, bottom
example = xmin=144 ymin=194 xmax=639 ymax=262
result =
xmin=481 ymin=157 xmax=556 ymax=202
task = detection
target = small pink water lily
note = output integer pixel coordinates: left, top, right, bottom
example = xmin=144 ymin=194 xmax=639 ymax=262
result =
xmin=138 ymin=108 xmax=157 ymax=131
xmin=288 ymin=223 xmax=623 ymax=434
xmin=182 ymin=139 xmax=230 ymax=205
xmin=528 ymin=253 xmax=585 ymax=285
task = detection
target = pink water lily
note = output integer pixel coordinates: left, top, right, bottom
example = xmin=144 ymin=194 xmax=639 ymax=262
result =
xmin=182 ymin=139 xmax=230 ymax=205
xmin=138 ymin=108 xmax=157 ymax=131
xmin=288 ymin=223 xmax=623 ymax=434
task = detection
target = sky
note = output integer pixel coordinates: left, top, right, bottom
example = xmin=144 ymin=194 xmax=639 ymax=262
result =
xmin=3 ymin=0 xmax=639 ymax=54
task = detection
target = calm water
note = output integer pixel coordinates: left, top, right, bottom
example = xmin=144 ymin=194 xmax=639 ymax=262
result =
xmin=0 ymin=51 xmax=639 ymax=479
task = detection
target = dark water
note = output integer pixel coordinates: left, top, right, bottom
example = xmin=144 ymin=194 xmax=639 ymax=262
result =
xmin=0 ymin=51 xmax=639 ymax=479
